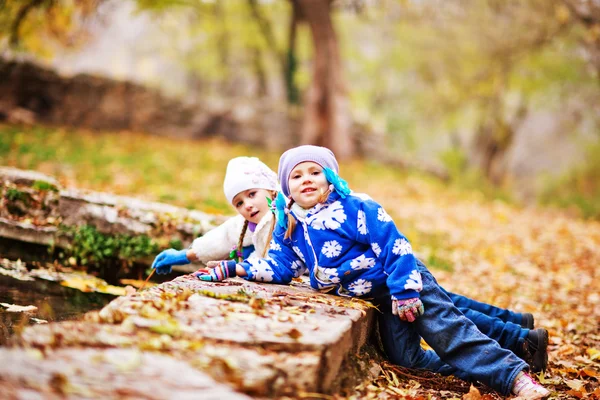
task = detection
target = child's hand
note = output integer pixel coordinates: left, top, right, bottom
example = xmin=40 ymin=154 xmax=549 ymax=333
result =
xmin=151 ymin=249 xmax=190 ymax=275
xmin=392 ymin=298 xmax=424 ymax=322
xmin=194 ymin=260 xmax=237 ymax=282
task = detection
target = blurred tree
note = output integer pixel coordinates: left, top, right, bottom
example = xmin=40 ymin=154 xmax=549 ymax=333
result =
xmin=562 ymin=0 xmax=600 ymax=79
xmin=135 ymin=0 xmax=354 ymax=158
xmin=374 ymin=0 xmax=586 ymax=184
xmin=0 ymin=0 xmax=103 ymax=57
xmin=247 ymin=0 xmax=300 ymax=104
xmin=296 ymin=0 xmax=353 ymax=158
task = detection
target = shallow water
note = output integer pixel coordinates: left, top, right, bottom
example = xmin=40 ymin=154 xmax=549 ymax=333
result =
xmin=0 ymin=274 xmax=114 ymax=345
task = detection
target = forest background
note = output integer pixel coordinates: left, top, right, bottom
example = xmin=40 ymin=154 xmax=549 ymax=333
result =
xmin=1 ymin=0 xmax=600 ymax=220
xmin=1 ymin=2 xmax=600 ymax=398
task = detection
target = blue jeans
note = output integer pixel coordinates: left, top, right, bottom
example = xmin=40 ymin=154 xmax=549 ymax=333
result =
xmin=445 ymin=290 xmax=528 ymax=355
xmin=376 ymin=261 xmax=527 ymax=395
xmin=447 ymin=289 xmax=523 ymax=324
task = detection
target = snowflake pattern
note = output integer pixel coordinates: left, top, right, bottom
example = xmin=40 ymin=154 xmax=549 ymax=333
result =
xmin=377 ymin=208 xmax=392 ymax=222
xmin=392 ymin=238 xmax=413 ymax=256
xmin=270 ymin=240 xmax=281 ymax=251
xmin=404 ymin=270 xmax=423 ymax=292
xmin=293 ymin=246 xmax=306 ymax=263
xmin=320 ymin=267 xmax=340 ymax=283
xmin=290 ymin=260 xmax=305 ymax=277
xmin=247 ymin=259 xmax=275 ymax=282
xmin=350 ymin=254 xmax=376 ymax=270
xmin=357 ymin=210 xmax=367 ymax=235
xmin=348 ymin=279 xmax=372 ymax=296
xmin=307 ymin=201 xmax=347 ymax=230
xmin=322 ymin=240 xmax=342 ymax=258
xmin=371 ymin=243 xmax=382 ymax=257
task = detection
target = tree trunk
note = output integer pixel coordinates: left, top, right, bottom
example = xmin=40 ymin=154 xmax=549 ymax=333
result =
xmin=286 ymin=0 xmax=301 ymax=104
xmin=296 ymin=0 xmax=354 ymax=159
xmin=213 ymin=1 xmax=231 ymax=95
xmin=251 ymin=48 xmax=268 ymax=97
xmin=473 ymin=98 xmax=528 ymax=185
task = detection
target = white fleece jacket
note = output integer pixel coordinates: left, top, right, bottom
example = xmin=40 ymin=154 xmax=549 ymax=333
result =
xmin=188 ymin=212 xmax=274 ymax=263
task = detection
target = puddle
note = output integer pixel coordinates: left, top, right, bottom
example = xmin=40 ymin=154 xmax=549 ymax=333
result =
xmin=0 ymin=273 xmax=115 ymax=345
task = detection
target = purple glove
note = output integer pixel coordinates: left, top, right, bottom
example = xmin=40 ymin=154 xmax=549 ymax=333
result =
xmin=392 ymin=298 xmax=424 ymax=322
xmin=194 ymin=260 xmax=237 ymax=282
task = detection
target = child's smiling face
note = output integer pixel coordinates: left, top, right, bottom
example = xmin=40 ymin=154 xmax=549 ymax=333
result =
xmin=232 ymin=188 xmax=273 ymax=224
xmin=288 ymin=162 xmax=329 ymax=209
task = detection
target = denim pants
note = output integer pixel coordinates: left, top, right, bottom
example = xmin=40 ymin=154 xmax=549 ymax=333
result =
xmin=444 ymin=289 xmax=528 ymax=354
xmin=447 ymin=289 xmax=523 ymax=324
xmin=376 ymin=261 xmax=528 ymax=395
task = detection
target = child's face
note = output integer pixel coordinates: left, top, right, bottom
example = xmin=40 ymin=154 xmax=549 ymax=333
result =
xmin=232 ymin=188 xmax=273 ymax=225
xmin=288 ymin=162 xmax=329 ymax=209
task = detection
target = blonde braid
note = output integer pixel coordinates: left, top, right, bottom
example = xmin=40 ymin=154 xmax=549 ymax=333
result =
xmin=284 ymin=199 xmax=297 ymax=240
xmin=236 ymin=219 xmax=249 ymax=262
xmin=262 ymin=217 xmax=276 ymax=257
xmin=261 ymin=190 xmax=278 ymax=257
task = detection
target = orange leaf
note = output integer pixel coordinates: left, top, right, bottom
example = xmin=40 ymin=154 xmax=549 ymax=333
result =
xmin=462 ymin=385 xmax=482 ymax=400
xmin=581 ymin=368 xmax=600 ymax=378
xmin=566 ymin=389 xmax=586 ymax=399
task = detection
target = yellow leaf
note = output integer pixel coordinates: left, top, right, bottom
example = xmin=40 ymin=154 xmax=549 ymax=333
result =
xmin=586 ymin=347 xmax=600 ymax=361
xmin=60 ymin=277 xmax=126 ymax=296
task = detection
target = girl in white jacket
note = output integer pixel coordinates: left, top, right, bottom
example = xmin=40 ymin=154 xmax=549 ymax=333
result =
xmin=151 ymin=156 xmax=278 ymax=274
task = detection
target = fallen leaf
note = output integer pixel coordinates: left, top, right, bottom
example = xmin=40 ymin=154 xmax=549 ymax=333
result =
xmin=60 ymin=277 xmax=126 ymax=296
xmin=462 ymin=385 xmax=482 ymax=400
xmin=580 ymin=368 xmax=600 ymax=378
xmin=566 ymin=389 xmax=586 ymax=399
xmin=0 ymin=302 xmax=38 ymax=312
xmin=120 ymin=279 xmax=155 ymax=289
xmin=565 ymin=379 xmax=586 ymax=391
xmin=587 ymin=348 xmax=600 ymax=361
xmin=286 ymin=328 xmax=302 ymax=340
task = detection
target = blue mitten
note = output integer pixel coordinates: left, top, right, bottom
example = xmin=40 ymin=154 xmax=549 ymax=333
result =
xmin=194 ymin=260 xmax=237 ymax=282
xmin=151 ymin=249 xmax=189 ymax=275
xmin=392 ymin=298 xmax=424 ymax=322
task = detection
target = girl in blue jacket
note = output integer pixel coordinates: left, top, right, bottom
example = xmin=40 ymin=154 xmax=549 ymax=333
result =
xmin=198 ymin=145 xmax=550 ymax=399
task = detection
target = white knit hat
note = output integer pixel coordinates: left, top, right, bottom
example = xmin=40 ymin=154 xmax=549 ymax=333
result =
xmin=223 ymin=157 xmax=278 ymax=204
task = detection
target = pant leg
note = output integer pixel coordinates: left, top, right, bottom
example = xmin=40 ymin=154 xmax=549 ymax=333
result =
xmin=376 ymin=296 xmax=468 ymax=380
xmin=414 ymin=261 xmax=527 ymax=395
xmin=444 ymin=288 xmax=523 ymax=325
xmin=459 ymin=307 xmax=527 ymax=354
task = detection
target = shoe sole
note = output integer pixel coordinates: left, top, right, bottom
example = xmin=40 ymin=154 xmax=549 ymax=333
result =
xmin=532 ymin=329 xmax=549 ymax=373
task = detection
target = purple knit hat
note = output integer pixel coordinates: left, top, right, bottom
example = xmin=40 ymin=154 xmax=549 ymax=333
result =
xmin=278 ymin=145 xmax=339 ymax=197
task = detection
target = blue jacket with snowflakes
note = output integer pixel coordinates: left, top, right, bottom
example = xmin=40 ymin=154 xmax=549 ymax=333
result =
xmin=239 ymin=191 xmax=423 ymax=300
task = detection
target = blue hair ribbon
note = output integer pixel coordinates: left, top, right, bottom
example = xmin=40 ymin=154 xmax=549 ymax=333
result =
xmin=323 ymin=167 xmax=351 ymax=198
xmin=274 ymin=191 xmax=288 ymax=228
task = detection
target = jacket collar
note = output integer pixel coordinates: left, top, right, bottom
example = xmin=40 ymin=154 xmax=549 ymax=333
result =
xmin=289 ymin=191 xmax=343 ymax=221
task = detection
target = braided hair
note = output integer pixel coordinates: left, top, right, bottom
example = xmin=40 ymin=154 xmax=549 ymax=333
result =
xmin=234 ymin=190 xmax=278 ymax=260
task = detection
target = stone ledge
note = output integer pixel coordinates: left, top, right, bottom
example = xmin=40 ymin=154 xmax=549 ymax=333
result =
xmin=0 ymin=166 xmax=228 ymax=266
xmin=8 ymin=275 xmax=376 ymax=397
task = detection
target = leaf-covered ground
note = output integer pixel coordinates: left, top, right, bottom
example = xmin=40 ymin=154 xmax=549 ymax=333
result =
xmin=342 ymin=179 xmax=600 ymax=399
xmin=1 ymin=126 xmax=599 ymax=398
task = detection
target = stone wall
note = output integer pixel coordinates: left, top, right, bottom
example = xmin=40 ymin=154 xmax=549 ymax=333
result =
xmin=0 ymin=59 xmax=299 ymax=150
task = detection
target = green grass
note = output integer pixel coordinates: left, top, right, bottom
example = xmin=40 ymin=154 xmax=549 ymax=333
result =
xmin=0 ymin=124 xmax=427 ymax=217
xmin=2 ymin=123 xmax=597 ymax=224
xmin=0 ymin=124 xmax=281 ymax=215
xmin=538 ymin=144 xmax=600 ymax=220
